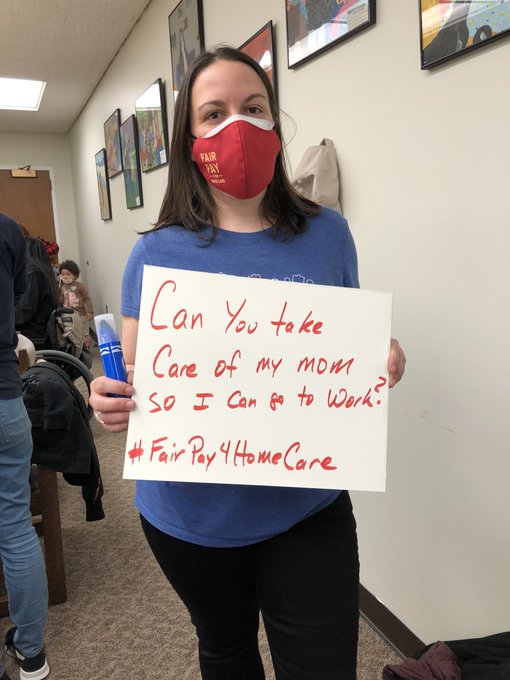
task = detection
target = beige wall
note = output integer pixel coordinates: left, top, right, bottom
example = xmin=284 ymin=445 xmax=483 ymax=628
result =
xmin=3 ymin=0 xmax=510 ymax=644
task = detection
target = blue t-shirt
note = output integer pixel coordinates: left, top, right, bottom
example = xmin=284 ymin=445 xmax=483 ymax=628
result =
xmin=122 ymin=208 xmax=359 ymax=547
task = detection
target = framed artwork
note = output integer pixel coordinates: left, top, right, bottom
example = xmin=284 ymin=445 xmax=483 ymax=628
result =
xmin=94 ymin=149 xmax=112 ymax=220
xmin=104 ymin=109 xmax=123 ymax=178
xmin=168 ymin=0 xmax=205 ymax=101
xmin=135 ymin=78 xmax=169 ymax=173
xmin=419 ymin=0 xmax=510 ymax=69
xmin=120 ymin=115 xmax=143 ymax=209
xmin=239 ymin=21 xmax=278 ymax=97
xmin=286 ymin=0 xmax=376 ymax=69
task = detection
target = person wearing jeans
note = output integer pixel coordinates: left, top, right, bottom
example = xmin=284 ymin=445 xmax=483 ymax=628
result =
xmin=0 ymin=212 xmax=49 ymax=680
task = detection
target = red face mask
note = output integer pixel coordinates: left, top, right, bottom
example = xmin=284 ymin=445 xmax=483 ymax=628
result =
xmin=192 ymin=114 xmax=281 ymax=200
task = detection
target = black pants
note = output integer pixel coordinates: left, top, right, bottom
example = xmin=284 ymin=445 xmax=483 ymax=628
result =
xmin=141 ymin=491 xmax=359 ymax=680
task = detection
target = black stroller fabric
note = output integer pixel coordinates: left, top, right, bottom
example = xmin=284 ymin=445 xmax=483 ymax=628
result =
xmin=445 ymin=632 xmax=510 ymax=679
xmin=21 ymin=360 xmax=104 ymax=521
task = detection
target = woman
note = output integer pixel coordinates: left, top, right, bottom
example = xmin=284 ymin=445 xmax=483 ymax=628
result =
xmin=90 ymin=47 xmax=406 ymax=679
xmin=15 ymin=236 xmax=60 ymax=350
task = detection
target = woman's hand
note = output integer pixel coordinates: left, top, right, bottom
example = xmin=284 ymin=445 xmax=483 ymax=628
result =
xmin=388 ymin=338 xmax=406 ymax=388
xmin=89 ymin=372 xmax=135 ymax=432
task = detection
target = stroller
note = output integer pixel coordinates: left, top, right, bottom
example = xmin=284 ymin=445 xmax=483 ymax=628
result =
xmin=46 ymin=307 xmax=93 ymax=380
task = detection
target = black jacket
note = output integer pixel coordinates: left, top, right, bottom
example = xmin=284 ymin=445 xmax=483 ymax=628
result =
xmin=22 ymin=362 xmax=104 ymax=521
xmin=0 ymin=212 xmax=27 ymax=400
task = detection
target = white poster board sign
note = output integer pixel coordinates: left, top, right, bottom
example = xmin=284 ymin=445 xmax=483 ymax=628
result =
xmin=124 ymin=266 xmax=392 ymax=491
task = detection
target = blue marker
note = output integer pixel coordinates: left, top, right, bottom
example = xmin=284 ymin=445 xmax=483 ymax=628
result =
xmin=94 ymin=313 xmax=127 ymax=391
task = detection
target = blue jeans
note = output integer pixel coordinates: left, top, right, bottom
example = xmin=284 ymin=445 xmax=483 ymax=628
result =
xmin=0 ymin=397 xmax=48 ymax=674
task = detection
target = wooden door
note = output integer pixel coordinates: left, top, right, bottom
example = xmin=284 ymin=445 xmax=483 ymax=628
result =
xmin=0 ymin=169 xmax=57 ymax=242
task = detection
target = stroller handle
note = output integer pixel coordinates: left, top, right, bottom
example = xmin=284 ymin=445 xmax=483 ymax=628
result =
xmin=36 ymin=349 xmax=93 ymax=395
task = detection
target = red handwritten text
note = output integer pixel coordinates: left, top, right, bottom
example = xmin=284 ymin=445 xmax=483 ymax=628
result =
xmin=148 ymin=392 xmax=176 ymax=413
xmin=193 ymin=393 xmax=214 ymax=411
xmin=327 ymin=388 xmax=374 ymax=409
xmin=231 ymin=439 xmax=336 ymax=472
xmin=297 ymin=385 xmax=314 ymax=406
xmin=297 ymin=355 xmax=354 ymax=375
xmin=271 ymin=302 xmax=323 ymax=337
xmin=255 ymin=356 xmax=283 ymax=377
xmin=128 ymin=439 xmax=144 ymax=463
xmin=128 ymin=433 xmax=341 ymax=480
xmin=188 ymin=435 xmax=216 ymax=470
xmin=150 ymin=279 xmax=203 ymax=331
xmin=269 ymin=392 xmax=285 ymax=411
xmin=152 ymin=344 xmax=198 ymax=379
xmin=214 ymin=350 xmax=241 ymax=378
xmin=225 ymin=299 xmax=258 ymax=334
xmin=227 ymin=390 xmax=257 ymax=409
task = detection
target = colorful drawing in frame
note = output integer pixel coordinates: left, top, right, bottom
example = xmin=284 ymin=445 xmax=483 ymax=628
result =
xmin=286 ymin=0 xmax=376 ymax=69
xmin=120 ymin=115 xmax=144 ymax=209
xmin=135 ymin=78 xmax=169 ymax=173
xmin=239 ymin=20 xmax=278 ymax=98
xmin=168 ymin=0 xmax=205 ymax=101
xmin=94 ymin=148 xmax=112 ymax=220
xmin=419 ymin=0 xmax=510 ymax=69
xmin=104 ymin=109 xmax=123 ymax=178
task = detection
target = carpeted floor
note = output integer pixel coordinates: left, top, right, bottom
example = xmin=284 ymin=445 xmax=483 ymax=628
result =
xmin=1 ymin=350 xmax=402 ymax=678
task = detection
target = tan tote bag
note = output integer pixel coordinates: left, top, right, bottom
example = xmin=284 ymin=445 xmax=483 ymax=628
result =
xmin=291 ymin=138 xmax=342 ymax=214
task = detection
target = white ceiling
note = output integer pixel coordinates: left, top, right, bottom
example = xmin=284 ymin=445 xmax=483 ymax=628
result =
xmin=0 ymin=0 xmax=152 ymax=134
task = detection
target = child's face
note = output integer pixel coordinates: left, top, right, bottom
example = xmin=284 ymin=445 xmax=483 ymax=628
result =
xmin=60 ymin=269 xmax=76 ymax=284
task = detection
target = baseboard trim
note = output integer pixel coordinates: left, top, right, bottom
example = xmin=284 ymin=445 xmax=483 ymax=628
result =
xmin=359 ymin=584 xmax=424 ymax=659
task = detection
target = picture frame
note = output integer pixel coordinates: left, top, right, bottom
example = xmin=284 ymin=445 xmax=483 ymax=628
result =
xmin=134 ymin=78 xmax=169 ymax=173
xmin=94 ymin=148 xmax=112 ymax=220
xmin=286 ymin=0 xmax=376 ymax=69
xmin=168 ymin=0 xmax=205 ymax=101
xmin=120 ymin=115 xmax=143 ymax=209
xmin=419 ymin=0 xmax=510 ymax=69
xmin=103 ymin=109 xmax=123 ymax=178
xmin=239 ymin=20 xmax=278 ymax=98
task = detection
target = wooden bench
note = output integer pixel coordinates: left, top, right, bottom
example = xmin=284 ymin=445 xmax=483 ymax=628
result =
xmin=0 ymin=348 xmax=67 ymax=618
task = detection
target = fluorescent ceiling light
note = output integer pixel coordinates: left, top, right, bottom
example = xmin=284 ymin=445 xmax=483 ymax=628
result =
xmin=0 ymin=78 xmax=46 ymax=111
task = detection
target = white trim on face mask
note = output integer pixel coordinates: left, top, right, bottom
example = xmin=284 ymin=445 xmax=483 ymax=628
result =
xmin=203 ymin=114 xmax=274 ymax=139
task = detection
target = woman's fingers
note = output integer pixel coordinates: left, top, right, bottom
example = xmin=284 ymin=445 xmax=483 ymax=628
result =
xmin=388 ymin=338 xmax=406 ymax=388
xmin=90 ymin=376 xmax=136 ymax=432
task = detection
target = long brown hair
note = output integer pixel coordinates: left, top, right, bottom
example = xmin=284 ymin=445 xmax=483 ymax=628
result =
xmin=150 ymin=46 xmax=319 ymax=239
